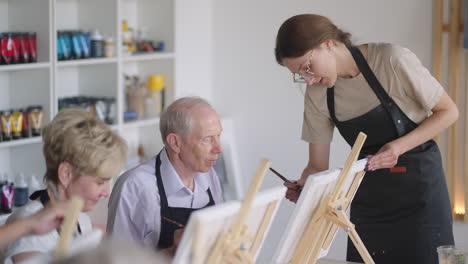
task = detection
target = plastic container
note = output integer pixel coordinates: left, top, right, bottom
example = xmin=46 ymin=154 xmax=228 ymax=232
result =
xmin=452 ymin=248 xmax=468 ymax=264
xmin=438 ymin=245 xmax=455 ymax=264
xmin=29 ymin=174 xmax=43 ymax=194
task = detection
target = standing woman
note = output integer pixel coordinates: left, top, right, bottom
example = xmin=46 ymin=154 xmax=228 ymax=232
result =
xmin=275 ymin=14 xmax=458 ymax=263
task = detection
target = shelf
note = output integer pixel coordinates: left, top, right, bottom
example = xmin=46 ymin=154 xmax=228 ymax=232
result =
xmin=122 ymin=52 xmax=175 ymax=62
xmin=57 ymin=57 xmax=118 ymax=67
xmin=122 ymin=118 xmax=160 ymax=129
xmin=0 ymin=62 xmax=50 ymax=72
xmin=0 ymin=137 xmax=42 ymax=149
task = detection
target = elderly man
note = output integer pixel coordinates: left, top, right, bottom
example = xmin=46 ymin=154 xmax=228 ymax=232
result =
xmin=107 ymin=97 xmax=224 ymax=250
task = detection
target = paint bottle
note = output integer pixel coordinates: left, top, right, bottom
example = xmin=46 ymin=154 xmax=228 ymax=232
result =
xmin=1 ymin=179 xmax=14 ymax=214
xmin=104 ymin=37 xmax=115 ymax=58
xmin=14 ymin=173 xmax=29 ymax=207
xmin=90 ymin=29 xmax=104 ymax=58
xmin=29 ymin=174 xmax=43 ymax=195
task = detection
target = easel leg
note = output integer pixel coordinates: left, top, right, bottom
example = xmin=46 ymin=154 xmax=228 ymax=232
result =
xmin=347 ymin=226 xmax=375 ymax=264
xmin=305 ymin=220 xmax=333 ymax=264
xmin=291 ymin=196 xmax=331 ymax=264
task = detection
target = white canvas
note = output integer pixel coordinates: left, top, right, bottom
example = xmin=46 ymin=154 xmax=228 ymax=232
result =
xmin=173 ymin=186 xmax=286 ymax=264
xmin=273 ymin=159 xmax=367 ymax=264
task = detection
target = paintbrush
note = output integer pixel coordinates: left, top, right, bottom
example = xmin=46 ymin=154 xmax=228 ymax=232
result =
xmin=269 ymin=167 xmax=293 ymax=183
xmin=162 ymin=216 xmax=185 ymax=228
xmin=269 ymin=167 xmax=303 ymax=191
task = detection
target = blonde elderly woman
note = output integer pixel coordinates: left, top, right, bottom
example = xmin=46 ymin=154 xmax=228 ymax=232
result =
xmin=3 ymin=109 xmax=127 ymax=264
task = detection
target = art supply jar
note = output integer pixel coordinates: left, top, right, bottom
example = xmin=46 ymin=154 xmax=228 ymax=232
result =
xmin=104 ymin=37 xmax=115 ymax=58
xmin=145 ymin=75 xmax=165 ymax=118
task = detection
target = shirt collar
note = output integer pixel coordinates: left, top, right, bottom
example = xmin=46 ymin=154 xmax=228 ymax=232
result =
xmin=159 ymin=148 xmax=210 ymax=196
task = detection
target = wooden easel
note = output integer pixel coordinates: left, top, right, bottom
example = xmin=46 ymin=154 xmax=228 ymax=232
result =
xmin=200 ymin=159 xmax=274 ymax=264
xmin=54 ymin=196 xmax=85 ymax=259
xmin=290 ymin=132 xmax=375 ymax=264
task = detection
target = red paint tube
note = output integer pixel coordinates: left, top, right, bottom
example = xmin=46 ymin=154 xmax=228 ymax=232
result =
xmin=19 ymin=33 xmax=30 ymax=63
xmin=11 ymin=33 xmax=21 ymax=64
xmin=28 ymin=32 xmax=37 ymax=62
xmin=0 ymin=33 xmax=3 ymax=65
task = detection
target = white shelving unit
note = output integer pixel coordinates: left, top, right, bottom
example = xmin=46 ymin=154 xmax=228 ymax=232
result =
xmin=0 ymin=0 xmax=179 ymax=177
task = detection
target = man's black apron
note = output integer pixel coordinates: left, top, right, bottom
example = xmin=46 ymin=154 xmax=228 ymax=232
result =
xmin=326 ymin=46 xmax=454 ymax=263
xmin=29 ymin=189 xmax=82 ymax=235
xmin=155 ymin=153 xmax=215 ymax=249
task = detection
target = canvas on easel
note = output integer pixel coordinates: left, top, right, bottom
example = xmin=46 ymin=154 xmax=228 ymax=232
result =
xmin=173 ymin=159 xmax=286 ymax=264
xmin=273 ymin=132 xmax=375 ymax=264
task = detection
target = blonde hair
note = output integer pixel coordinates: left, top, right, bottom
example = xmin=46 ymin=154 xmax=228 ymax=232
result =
xmin=42 ymin=109 xmax=127 ymax=184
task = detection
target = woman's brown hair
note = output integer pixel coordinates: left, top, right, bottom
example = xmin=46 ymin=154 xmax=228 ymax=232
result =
xmin=275 ymin=14 xmax=352 ymax=65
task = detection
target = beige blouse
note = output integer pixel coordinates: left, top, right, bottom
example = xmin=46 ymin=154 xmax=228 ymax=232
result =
xmin=301 ymin=43 xmax=444 ymax=144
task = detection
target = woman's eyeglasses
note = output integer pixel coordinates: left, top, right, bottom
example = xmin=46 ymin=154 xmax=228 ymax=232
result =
xmin=292 ymin=54 xmax=317 ymax=83
xmin=293 ymin=70 xmax=317 ymax=83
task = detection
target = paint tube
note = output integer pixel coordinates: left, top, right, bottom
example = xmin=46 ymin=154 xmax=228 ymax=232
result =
xmin=1 ymin=111 xmax=13 ymax=141
xmin=11 ymin=110 xmax=23 ymax=140
xmin=29 ymin=106 xmax=43 ymax=137
xmin=22 ymin=108 xmax=30 ymax=138
xmin=28 ymin=32 xmax=37 ymax=63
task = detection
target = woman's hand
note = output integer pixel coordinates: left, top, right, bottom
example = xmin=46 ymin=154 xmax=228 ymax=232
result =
xmin=366 ymin=142 xmax=402 ymax=171
xmin=284 ymin=178 xmax=306 ymax=203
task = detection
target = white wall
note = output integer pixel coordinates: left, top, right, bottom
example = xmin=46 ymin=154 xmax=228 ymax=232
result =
xmin=210 ymin=0 xmax=468 ymax=262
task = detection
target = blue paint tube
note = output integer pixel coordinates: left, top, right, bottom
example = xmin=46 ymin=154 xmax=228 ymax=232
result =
xmin=79 ymin=31 xmax=90 ymax=58
xmin=71 ymin=31 xmax=82 ymax=59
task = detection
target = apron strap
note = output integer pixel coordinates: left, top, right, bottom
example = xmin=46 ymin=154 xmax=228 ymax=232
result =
xmin=155 ymin=152 xmax=170 ymax=212
xmin=326 ymin=87 xmax=339 ymax=124
xmin=347 ymin=46 xmax=413 ymax=137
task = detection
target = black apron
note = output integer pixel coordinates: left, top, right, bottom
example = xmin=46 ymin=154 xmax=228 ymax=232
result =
xmin=29 ymin=189 xmax=82 ymax=235
xmin=326 ymin=46 xmax=454 ymax=264
xmin=155 ymin=153 xmax=215 ymax=249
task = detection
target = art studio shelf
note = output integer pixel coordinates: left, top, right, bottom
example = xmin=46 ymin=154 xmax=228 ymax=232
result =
xmin=0 ymin=63 xmax=51 ymax=72
xmin=57 ymin=58 xmax=118 ymax=67
xmin=122 ymin=52 xmax=175 ymax=62
xmin=0 ymin=137 xmax=42 ymax=149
